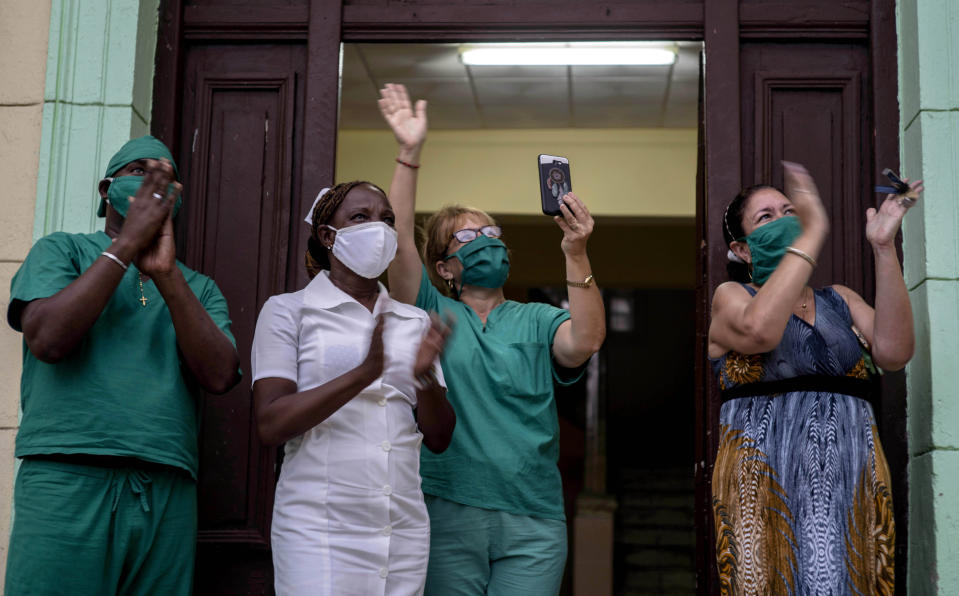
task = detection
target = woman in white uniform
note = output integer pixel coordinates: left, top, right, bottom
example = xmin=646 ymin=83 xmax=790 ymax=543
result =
xmin=251 ymin=180 xmax=456 ymax=596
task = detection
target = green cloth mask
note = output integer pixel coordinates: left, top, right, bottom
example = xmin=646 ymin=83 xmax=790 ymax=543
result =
xmin=446 ymin=235 xmax=510 ymax=290
xmin=743 ymin=215 xmax=802 ymax=285
xmin=104 ymin=176 xmax=182 ymax=219
xmin=98 ymin=135 xmax=180 ymax=217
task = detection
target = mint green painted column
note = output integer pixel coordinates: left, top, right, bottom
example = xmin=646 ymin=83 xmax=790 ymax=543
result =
xmin=899 ymin=0 xmax=959 ymax=593
xmin=34 ymin=0 xmax=160 ymax=239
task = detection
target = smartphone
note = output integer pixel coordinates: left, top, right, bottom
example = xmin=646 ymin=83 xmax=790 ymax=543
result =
xmin=878 ymin=168 xmax=910 ymax=194
xmin=538 ymin=154 xmax=572 ymax=216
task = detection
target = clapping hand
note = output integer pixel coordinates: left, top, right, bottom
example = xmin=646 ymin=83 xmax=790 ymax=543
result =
xmin=120 ymin=158 xmax=181 ymax=277
xmin=783 ymin=161 xmax=830 ymax=238
xmin=118 ymin=159 xmax=177 ymax=249
xmin=414 ymin=313 xmax=452 ymax=378
xmin=360 ymin=315 xmax=386 ymax=382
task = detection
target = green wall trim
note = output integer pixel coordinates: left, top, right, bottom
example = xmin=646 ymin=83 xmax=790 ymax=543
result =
xmin=33 ymin=0 xmax=160 ymax=240
xmin=914 ymin=446 xmax=959 ymax=457
xmin=900 ymin=0 xmax=959 ymax=592
xmin=904 ymin=108 xmax=959 ymax=132
xmin=908 ymin=276 xmax=959 ymax=292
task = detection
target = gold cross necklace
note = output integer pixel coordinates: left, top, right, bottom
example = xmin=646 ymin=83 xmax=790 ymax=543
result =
xmin=137 ymin=273 xmax=149 ymax=307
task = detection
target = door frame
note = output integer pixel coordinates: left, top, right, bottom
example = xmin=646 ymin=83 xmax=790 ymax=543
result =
xmin=151 ymin=1 xmax=904 ymax=593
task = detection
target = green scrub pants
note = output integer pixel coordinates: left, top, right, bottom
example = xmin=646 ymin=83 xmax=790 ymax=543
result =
xmin=4 ymin=457 xmax=196 ymax=596
xmin=424 ymin=495 xmax=568 ymax=596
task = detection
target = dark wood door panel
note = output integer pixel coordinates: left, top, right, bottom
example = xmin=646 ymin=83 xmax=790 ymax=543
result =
xmin=175 ymin=42 xmax=306 ymax=594
xmin=740 ymin=43 xmax=871 ymax=296
xmin=756 ymin=76 xmax=863 ymax=291
xmin=192 ymin=81 xmax=290 ymax=537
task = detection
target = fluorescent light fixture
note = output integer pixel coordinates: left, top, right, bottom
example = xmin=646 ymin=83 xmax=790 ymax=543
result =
xmin=460 ymin=43 xmax=676 ymax=66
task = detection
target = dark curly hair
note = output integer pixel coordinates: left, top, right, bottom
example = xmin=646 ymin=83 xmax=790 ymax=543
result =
xmin=305 ymin=180 xmax=387 ymax=279
xmin=722 ymin=184 xmax=777 ymax=282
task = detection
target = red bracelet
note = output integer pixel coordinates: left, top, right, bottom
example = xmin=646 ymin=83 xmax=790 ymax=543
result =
xmin=395 ymin=157 xmax=420 ymax=169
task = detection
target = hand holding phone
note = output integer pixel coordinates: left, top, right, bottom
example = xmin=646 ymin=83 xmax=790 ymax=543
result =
xmin=538 ymin=154 xmax=572 ymax=216
xmin=875 ymin=167 xmax=921 ymax=209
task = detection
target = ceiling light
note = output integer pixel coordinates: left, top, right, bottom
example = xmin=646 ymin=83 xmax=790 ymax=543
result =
xmin=460 ymin=44 xmax=676 ymax=66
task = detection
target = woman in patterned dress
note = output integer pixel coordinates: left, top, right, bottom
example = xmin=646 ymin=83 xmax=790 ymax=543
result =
xmin=707 ymin=161 xmax=922 ymax=595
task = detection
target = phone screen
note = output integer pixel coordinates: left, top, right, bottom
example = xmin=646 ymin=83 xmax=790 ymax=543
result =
xmin=538 ymin=155 xmax=571 ymax=216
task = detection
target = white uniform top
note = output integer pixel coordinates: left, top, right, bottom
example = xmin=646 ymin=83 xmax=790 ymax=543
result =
xmin=251 ymin=271 xmax=445 ymax=596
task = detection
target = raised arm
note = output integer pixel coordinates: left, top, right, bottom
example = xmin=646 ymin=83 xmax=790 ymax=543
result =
xmin=550 ymin=193 xmax=607 ymax=368
xmin=708 ymin=162 xmax=829 ymax=356
xmin=130 ymin=178 xmax=240 ymax=394
xmin=832 ymin=179 xmax=922 ymax=371
xmin=20 ymin=160 xmax=178 ymax=363
xmin=151 ymin=247 xmax=242 ymax=394
xmin=379 ymin=83 xmax=428 ymax=305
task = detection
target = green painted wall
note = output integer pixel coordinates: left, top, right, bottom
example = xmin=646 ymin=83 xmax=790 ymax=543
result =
xmin=899 ymin=0 xmax=959 ymax=593
xmin=34 ymin=0 xmax=160 ymax=239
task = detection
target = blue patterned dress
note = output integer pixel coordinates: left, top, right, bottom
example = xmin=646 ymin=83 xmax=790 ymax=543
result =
xmin=711 ymin=285 xmax=894 ymax=596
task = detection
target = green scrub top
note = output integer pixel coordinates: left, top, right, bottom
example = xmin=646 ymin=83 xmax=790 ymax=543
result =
xmin=416 ymin=266 xmax=583 ymax=520
xmin=8 ymin=231 xmax=237 ymax=478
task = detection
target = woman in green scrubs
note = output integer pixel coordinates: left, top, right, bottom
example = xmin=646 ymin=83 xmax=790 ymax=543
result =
xmin=378 ymin=84 xmax=607 ymax=595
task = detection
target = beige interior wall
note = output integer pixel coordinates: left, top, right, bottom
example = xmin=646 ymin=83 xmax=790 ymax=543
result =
xmin=0 ymin=0 xmax=52 ymax=584
xmin=336 ymin=128 xmax=697 ymax=217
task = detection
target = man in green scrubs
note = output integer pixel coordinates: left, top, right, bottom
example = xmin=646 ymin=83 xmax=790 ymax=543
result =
xmin=4 ymin=136 xmax=241 ymax=595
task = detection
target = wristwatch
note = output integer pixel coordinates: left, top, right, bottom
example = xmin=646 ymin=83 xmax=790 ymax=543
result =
xmin=566 ymin=274 xmax=594 ymax=288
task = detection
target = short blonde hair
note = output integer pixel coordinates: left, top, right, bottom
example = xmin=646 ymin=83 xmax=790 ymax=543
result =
xmin=421 ymin=205 xmax=498 ymax=296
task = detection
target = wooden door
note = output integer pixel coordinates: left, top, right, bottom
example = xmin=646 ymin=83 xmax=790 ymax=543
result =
xmin=183 ymin=45 xmax=304 ymax=593
xmin=153 ymin=1 xmax=903 ymax=594
xmin=156 ymin=14 xmax=309 ymax=590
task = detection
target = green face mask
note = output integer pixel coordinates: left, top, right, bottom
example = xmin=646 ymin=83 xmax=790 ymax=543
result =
xmin=446 ymin=234 xmax=510 ymax=291
xmin=102 ymin=176 xmax=182 ymax=219
xmin=743 ymin=215 xmax=802 ymax=285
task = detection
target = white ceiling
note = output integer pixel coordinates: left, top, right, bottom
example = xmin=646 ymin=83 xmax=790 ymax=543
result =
xmin=340 ymin=42 xmax=702 ymax=130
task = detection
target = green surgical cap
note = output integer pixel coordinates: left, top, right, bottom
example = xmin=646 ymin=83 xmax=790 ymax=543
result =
xmin=99 ymin=135 xmax=180 ymax=217
xmin=104 ymin=135 xmax=179 ymax=178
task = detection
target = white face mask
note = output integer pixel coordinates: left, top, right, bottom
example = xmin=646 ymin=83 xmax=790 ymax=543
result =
xmin=324 ymin=221 xmax=398 ymax=279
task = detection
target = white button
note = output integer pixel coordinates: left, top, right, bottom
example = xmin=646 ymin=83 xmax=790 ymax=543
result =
xmin=377 ymin=397 xmax=387 ymax=407
xmin=382 ymin=525 xmax=393 ymax=536
xmin=383 ymin=485 xmax=392 ymax=496
xmin=381 ymin=441 xmax=391 ymax=452
xmin=379 ymin=567 xmax=389 ymax=578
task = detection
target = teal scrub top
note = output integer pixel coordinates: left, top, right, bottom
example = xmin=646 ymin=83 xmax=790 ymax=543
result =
xmin=416 ymin=266 xmax=583 ymax=520
xmin=8 ymin=231 xmax=237 ymax=478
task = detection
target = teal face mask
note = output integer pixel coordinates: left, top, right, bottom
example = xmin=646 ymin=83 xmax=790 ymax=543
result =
xmin=446 ymin=234 xmax=510 ymax=290
xmin=743 ymin=215 xmax=802 ymax=285
xmin=101 ymin=176 xmax=182 ymax=219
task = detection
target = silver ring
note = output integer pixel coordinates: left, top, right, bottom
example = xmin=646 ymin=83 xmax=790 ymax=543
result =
xmin=152 ymin=192 xmax=164 ymax=200
xmin=898 ymin=196 xmax=916 ymax=207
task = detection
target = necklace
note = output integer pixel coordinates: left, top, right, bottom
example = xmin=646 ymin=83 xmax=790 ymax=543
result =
xmin=137 ymin=273 xmax=149 ymax=307
xmin=799 ymin=287 xmax=810 ymax=318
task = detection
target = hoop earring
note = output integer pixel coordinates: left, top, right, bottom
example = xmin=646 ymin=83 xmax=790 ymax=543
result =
xmin=446 ymin=278 xmax=454 ymax=291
